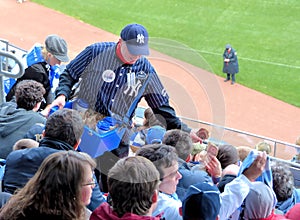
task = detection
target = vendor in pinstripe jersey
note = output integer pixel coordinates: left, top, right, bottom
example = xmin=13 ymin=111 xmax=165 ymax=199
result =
xmin=51 ymin=23 xmax=202 ymax=145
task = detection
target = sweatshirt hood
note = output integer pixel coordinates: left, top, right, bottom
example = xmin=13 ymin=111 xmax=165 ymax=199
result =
xmin=0 ymin=103 xmax=33 ymax=137
xmin=90 ymin=203 xmax=161 ymax=220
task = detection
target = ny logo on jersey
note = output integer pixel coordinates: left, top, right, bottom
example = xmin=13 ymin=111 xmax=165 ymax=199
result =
xmin=123 ymin=80 xmax=142 ymax=97
xmin=136 ymin=34 xmax=145 ymax=44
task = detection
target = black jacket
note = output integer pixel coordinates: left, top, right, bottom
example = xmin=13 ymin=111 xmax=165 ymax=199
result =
xmin=6 ymin=62 xmax=51 ymax=107
xmin=2 ymin=137 xmax=106 ymax=211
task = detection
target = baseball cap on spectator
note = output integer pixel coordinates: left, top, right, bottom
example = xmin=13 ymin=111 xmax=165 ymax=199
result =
xmin=145 ymin=125 xmax=166 ymax=144
xmin=285 ymin=203 xmax=300 ymax=220
xmin=45 ymin=34 xmax=69 ymax=62
xmin=243 ymin=182 xmax=275 ymax=219
xmin=120 ymin=23 xmax=149 ymax=56
xmin=182 ymin=182 xmax=221 ymax=220
xmin=217 ymin=144 xmax=239 ymax=169
xmin=23 ymin=123 xmax=45 ymax=143
xmin=225 ymin=44 xmax=231 ymax=49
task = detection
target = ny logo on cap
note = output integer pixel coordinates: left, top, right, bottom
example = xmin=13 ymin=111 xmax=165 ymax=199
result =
xmin=136 ymin=34 xmax=145 ymax=44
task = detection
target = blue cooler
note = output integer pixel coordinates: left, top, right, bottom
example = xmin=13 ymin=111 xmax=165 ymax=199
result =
xmin=79 ymin=125 xmax=126 ymax=158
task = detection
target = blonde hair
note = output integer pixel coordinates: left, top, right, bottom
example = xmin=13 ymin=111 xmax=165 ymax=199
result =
xmin=255 ymin=141 xmax=271 ymax=154
xmin=236 ymin=146 xmax=252 ymax=162
xmin=41 ymin=46 xmax=49 ymax=60
xmin=13 ymin=139 xmax=39 ymax=151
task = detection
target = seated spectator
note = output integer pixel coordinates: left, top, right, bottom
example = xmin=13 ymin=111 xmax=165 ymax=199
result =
xmin=130 ymin=107 xmax=166 ymax=152
xmin=271 ymin=161 xmax=300 ymax=214
xmin=6 ymin=34 xmax=69 ymax=109
xmin=255 ymin=141 xmax=272 ymax=155
xmin=217 ymin=144 xmax=239 ymax=169
xmin=237 ymin=145 xmax=252 ymax=162
xmin=182 ymin=182 xmax=221 ymax=220
xmin=0 ymin=151 xmax=95 ymax=219
xmin=2 ymin=108 xmax=105 ymax=211
xmin=162 ymin=129 xmax=214 ymax=201
xmin=241 ymin=181 xmax=288 ymax=220
xmin=183 ymin=153 xmax=266 ymax=220
xmin=217 ymin=164 xmax=240 ymax=193
xmin=0 ymin=80 xmax=47 ymax=159
xmin=218 ymin=151 xmax=268 ymax=219
xmin=136 ymin=144 xmax=182 ymax=220
xmin=90 ymin=156 xmax=161 ymax=220
xmin=285 ymin=203 xmax=300 ymax=220
xmin=12 ymin=138 xmax=39 ymax=151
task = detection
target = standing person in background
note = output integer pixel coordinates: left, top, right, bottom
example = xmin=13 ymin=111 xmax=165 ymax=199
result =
xmin=223 ymin=44 xmax=239 ymax=85
xmin=6 ymin=34 xmax=69 ymax=109
xmin=0 ymin=151 xmax=96 ymax=220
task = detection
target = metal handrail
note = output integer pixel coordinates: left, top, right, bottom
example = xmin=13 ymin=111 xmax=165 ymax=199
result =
xmin=0 ymin=50 xmax=25 ymax=104
xmin=179 ymin=116 xmax=300 ymax=159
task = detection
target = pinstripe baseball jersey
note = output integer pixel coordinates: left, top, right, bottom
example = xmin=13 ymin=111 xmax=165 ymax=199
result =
xmin=58 ymin=42 xmax=169 ymax=121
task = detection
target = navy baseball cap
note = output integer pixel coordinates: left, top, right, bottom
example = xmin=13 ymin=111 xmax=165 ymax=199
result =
xmin=120 ymin=23 xmax=149 ymax=56
xmin=225 ymin=44 xmax=231 ymax=49
xmin=145 ymin=125 xmax=166 ymax=145
xmin=182 ymin=182 xmax=221 ymax=220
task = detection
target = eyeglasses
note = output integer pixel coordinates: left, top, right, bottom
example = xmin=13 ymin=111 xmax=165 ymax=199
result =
xmin=82 ymin=181 xmax=96 ymax=187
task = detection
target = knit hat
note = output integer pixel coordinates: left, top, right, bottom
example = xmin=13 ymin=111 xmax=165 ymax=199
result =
xmin=45 ymin=34 xmax=69 ymax=62
xmin=120 ymin=23 xmax=149 ymax=55
xmin=243 ymin=182 xmax=275 ymax=219
xmin=217 ymin=144 xmax=239 ymax=169
xmin=182 ymin=182 xmax=221 ymax=220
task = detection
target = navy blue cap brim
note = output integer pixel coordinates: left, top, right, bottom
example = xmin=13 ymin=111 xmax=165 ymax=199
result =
xmin=126 ymin=42 xmax=149 ymax=56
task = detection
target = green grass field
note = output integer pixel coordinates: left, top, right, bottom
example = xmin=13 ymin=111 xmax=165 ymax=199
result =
xmin=32 ymin=0 xmax=300 ymax=107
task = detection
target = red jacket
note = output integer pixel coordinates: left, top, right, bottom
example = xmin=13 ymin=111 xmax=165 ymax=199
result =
xmin=258 ymin=210 xmax=290 ymax=220
xmin=90 ymin=202 xmax=162 ymax=220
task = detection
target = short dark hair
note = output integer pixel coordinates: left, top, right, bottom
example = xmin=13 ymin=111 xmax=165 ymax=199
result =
xmin=44 ymin=109 xmax=84 ymax=146
xmin=108 ymin=156 xmax=160 ymax=217
xmin=136 ymin=144 xmax=178 ymax=180
xmin=15 ymin=80 xmax=45 ymax=110
xmin=162 ymin=129 xmax=193 ymax=160
xmin=143 ymin=107 xmax=166 ymax=128
xmin=271 ymin=161 xmax=294 ymax=201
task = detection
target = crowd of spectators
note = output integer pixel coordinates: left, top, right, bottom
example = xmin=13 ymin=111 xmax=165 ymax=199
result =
xmin=1 ymin=23 xmax=300 ymax=220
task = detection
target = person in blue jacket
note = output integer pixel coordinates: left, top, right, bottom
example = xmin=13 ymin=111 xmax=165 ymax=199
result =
xmin=223 ymin=44 xmax=239 ymax=85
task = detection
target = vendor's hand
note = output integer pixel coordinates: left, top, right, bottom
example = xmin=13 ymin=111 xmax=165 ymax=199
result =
xmin=190 ymin=129 xmax=203 ymax=143
xmin=40 ymin=104 xmax=52 ymax=118
xmin=50 ymin=95 xmax=66 ymax=109
xmin=206 ymin=156 xmax=222 ymax=178
xmin=243 ymin=151 xmax=267 ymax=182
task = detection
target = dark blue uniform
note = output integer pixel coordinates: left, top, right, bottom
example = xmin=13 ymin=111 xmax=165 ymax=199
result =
xmin=223 ymin=44 xmax=239 ymax=84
